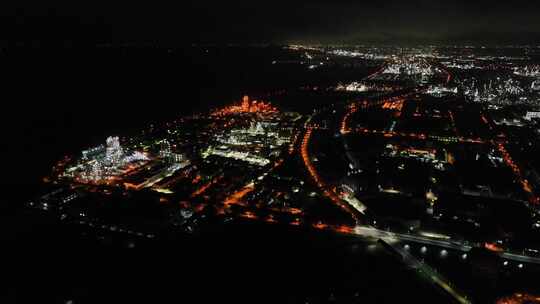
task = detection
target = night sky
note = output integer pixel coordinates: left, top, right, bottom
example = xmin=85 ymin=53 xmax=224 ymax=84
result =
xmin=3 ymin=0 xmax=540 ymax=45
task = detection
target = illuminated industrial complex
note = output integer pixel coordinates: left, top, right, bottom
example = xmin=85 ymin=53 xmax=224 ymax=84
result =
xmin=28 ymin=45 xmax=540 ymax=303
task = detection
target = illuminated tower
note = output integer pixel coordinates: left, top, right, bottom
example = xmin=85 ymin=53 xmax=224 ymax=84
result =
xmin=160 ymin=140 xmax=172 ymax=158
xmin=242 ymin=95 xmax=250 ymax=112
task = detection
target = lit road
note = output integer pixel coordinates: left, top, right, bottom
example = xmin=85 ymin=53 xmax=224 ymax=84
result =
xmin=500 ymin=252 xmax=540 ymax=264
xmin=301 ymin=126 xmax=359 ymax=222
xmin=293 ymin=58 xmax=540 ymax=302
xmin=353 ymin=226 xmax=472 ymax=251
xmin=378 ymin=237 xmax=472 ymax=304
xmin=348 ymin=225 xmax=540 ymax=266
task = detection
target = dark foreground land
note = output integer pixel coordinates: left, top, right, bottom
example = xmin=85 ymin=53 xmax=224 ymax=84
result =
xmin=3 ymin=210 xmax=453 ymax=304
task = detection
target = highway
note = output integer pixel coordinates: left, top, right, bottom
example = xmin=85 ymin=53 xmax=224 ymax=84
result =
xmin=353 ymin=226 xmax=472 ymax=252
xmin=500 ymin=252 xmax=540 ymax=264
xmin=350 ymin=225 xmax=540 ymax=265
xmin=378 ymin=237 xmax=472 ymax=304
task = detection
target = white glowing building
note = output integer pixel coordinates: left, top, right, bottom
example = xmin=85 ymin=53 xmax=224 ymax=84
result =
xmin=75 ymin=136 xmax=150 ymax=183
xmin=105 ymin=136 xmax=124 ymax=166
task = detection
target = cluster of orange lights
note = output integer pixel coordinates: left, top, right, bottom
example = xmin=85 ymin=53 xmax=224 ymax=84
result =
xmin=344 ymin=95 xmax=410 ymax=130
xmin=232 ymin=207 xmax=355 ymax=234
xmin=484 ymin=242 xmax=504 ymax=252
xmin=216 ymin=157 xmax=308 ymax=224
xmin=290 ymin=218 xmax=302 ymax=226
xmin=381 ymin=98 xmax=405 ymax=113
xmin=265 ymin=214 xmax=277 ymax=223
xmin=496 ymin=293 xmax=540 ymax=304
xmin=190 ymin=175 xmax=223 ymax=198
xmin=223 ymin=183 xmax=254 ymax=207
xmin=340 ymin=103 xmax=358 ymax=134
xmin=211 ymin=95 xmax=278 ymax=116
xmin=240 ymin=211 xmax=257 ymax=219
xmin=497 ymin=144 xmax=539 ymax=204
xmin=341 ymin=96 xmax=408 ymax=134
xmin=313 ymin=221 xmax=328 ymax=230
xmin=378 ymin=95 xmax=408 ymax=107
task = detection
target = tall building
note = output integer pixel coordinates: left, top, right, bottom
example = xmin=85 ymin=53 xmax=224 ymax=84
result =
xmin=242 ymin=95 xmax=250 ymax=112
xmin=105 ymin=136 xmax=124 ymax=166
xmin=160 ymin=139 xmax=185 ymax=163
xmin=160 ymin=140 xmax=172 ymax=158
xmin=525 ymin=111 xmax=540 ymax=121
